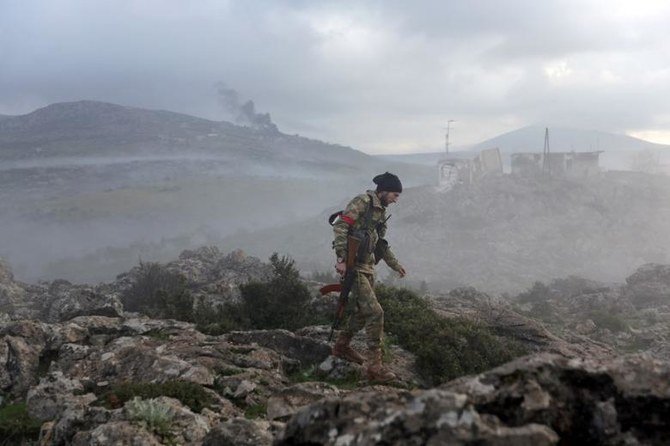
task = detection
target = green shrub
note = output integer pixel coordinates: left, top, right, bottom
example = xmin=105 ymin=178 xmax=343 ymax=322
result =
xmin=376 ymin=285 xmax=527 ymax=386
xmin=240 ymin=253 xmax=315 ymax=330
xmin=244 ymin=403 xmax=267 ymax=419
xmin=311 ymin=270 xmax=338 ymax=284
xmin=98 ymin=381 xmax=213 ymax=413
xmin=589 ymin=309 xmax=628 ymax=332
xmin=125 ymin=397 xmax=173 ymax=439
xmin=528 ymin=299 xmax=560 ymax=324
xmin=196 ymin=253 xmax=319 ymax=334
xmin=194 ymin=301 xmax=249 ymax=335
xmin=516 ymin=281 xmax=551 ymax=304
xmin=122 ymin=261 xmax=193 ymax=321
xmin=0 ymin=403 xmax=41 ymax=444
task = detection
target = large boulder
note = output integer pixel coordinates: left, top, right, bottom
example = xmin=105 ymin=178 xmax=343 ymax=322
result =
xmin=266 ymin=382 xmax=341 ymax=421
xmin=113 ymin=247 xmax=273 ymax=309
xmin=0 ymin=262 xmax=123 ymax=322
xmin=39 ymin=280 xmax=123 ymax=322
xmin=278 ymin=388 xmax=559 ymax=445
xmin=0 ymin=258 xmax=29 ymax=319
xmin=203 ymin=417 xmax=273 ymax=446
xmin=444 ymin=353 xmax=670 ymax=445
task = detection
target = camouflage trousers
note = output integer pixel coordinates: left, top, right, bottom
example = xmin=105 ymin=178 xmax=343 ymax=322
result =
xmin=343 ymin=271 xmax=384 ymax=350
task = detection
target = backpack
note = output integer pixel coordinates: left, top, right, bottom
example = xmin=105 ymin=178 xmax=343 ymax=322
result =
xmin=328 ymin=193 xmax=374 ymax=228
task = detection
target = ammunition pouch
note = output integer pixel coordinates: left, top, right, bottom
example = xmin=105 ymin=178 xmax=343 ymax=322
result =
xmin=351 ymin=229 xmax=373 ymax=255
xmin=374 ymin=238 xmax=389 ymax=265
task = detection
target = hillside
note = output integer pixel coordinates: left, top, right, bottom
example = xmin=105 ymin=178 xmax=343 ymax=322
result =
xmin=0 ymin=101 xmax=371 ymax=170
xmin=0 ymin=100 xmax=434 ymax=282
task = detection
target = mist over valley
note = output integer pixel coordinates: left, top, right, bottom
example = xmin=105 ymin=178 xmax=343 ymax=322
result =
xmin=0 ymin=100 xmax=432 ymax=282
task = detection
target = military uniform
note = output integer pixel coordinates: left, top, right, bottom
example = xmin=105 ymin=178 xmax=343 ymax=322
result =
xmin=332 ymin=190 xmax=403 ymax=350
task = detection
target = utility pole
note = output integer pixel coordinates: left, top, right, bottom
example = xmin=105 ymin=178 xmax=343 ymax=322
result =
xmin=542 ymin=127 xmax=551 ymax=175
xmin=445 ymin=120 xmax=455 ymax=155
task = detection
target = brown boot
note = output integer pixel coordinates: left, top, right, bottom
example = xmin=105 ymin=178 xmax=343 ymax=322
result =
xmin=365 ymin=348 xmax=396 ymax=383
xmin=332 ymin=333 xmax=365 ymax=365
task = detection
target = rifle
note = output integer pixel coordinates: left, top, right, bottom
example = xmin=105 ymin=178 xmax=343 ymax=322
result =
xmin=320 ymin=233 xmax=366 ymax=341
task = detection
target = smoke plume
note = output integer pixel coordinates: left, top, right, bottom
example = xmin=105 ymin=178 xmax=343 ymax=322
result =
xmin=216 ymin=82 xmax=278 ymax=134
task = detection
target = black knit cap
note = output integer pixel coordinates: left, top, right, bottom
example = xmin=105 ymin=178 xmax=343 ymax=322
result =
xmin=373 ymin=172 xmax=402 ymax=193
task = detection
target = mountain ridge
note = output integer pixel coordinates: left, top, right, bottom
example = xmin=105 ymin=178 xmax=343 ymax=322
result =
xmin=469 ymin=124 xmax=670 ymax=153
xmin=0 ymin=100 xmax=371 ymax=167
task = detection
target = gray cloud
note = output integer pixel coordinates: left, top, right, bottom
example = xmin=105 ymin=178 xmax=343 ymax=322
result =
xmin=1 ymin=0 xmax=670 ymax=152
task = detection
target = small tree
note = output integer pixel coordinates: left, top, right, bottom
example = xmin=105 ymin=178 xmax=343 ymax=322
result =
xmin=377 ymin=285 xmax=526 ymax=385
xmin=122 ymin=261 xmax=193 ymax=321
xmin=239 ymin=253 xmax=315 ymax=330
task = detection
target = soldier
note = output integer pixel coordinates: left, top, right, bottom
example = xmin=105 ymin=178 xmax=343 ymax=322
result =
xmin=331 ymin=172 xmax=406 ymax=382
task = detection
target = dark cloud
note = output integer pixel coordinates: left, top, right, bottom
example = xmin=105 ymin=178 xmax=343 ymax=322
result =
xmin=1 ymin=0 xmax=669 ymax=152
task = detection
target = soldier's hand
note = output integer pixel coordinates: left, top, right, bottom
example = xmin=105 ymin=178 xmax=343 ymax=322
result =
xmin=397 ymin=265 xmax=406 ymax=278
xmin=335 ymin=261 xmax=347 ymax=277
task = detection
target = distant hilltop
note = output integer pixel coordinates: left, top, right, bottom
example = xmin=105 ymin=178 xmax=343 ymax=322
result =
xmin=0 ymin=100 xmax=401 ymax=177
xmin=469 ymin=125 xmax=669 ymax=153
xmin=378 ymin=125 xmax=670 ymax=166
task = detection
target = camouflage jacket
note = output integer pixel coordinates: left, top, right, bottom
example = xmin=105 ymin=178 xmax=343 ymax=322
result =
xmin=332 ymin=190 xmax=402 ymax=274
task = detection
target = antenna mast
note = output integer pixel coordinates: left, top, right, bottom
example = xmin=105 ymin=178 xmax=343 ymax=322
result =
xmin=445 ymin=120 xmax=455 ymax=155
xmin=542 ymin=127 xmax=551 ymax=175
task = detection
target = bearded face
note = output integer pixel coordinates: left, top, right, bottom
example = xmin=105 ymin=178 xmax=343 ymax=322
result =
xmin=379 ymin=191 xmax=400 ymax=207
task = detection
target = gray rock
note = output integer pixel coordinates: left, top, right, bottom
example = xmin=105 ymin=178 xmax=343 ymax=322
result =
xmin=278 ymin=388 xmax=559 ymax=445
xmin=444 ymin=353 xmax=670 ymax=445
xmin=267 ymin=382 xmax=340 ymax=421
xmin=203 ymin=417 xmax=273 ymax=446
xmin=26 ymin=371 xmax=94 ymax=421
xmin=0 ymin=335 xmax=40 ymax=397
xmin=317 ymin=355 xmax=361 ymax=381
xmin=224 ymin=329 xmax=331 ymax=366
xmin=71 ymin=421 xmax=162 ymax=446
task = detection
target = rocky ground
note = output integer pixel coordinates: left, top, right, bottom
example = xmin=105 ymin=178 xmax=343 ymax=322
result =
xmin=3 ymin=247 xmax=670 ymax=444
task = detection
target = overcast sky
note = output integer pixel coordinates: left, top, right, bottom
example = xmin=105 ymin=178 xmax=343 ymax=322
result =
xmin=1 ymin=0 xmax=670 ymax=154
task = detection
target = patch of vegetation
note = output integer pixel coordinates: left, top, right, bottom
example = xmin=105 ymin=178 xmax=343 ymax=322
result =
xmin=288 ymin=365 xmax=360 ymax=390
xmin=193 ymin=301 xmax=247 ymax=335
xmin=244 ymin=403 xmax=267 ymax=419
xmin=377 ymin=285 xmax=527 ymax=386
xmin=97 ymin=381 xmax=213 ymax=413
xmin=144 ymin=329 xmax=171 ymax=341
xmin=622 ymin=335 xmax=654 ymax=352
xmin=125 ymin=397 xmax=174 ymax=440
xmin=381 ymin=334 xmax=397 ymax=364
xmin=311 ymin=270 xmax=338 ymax=283
xmin=527 ymin=299 xmax=561 ymax=324
xmin=516 ymin=281 xmax=551 ymax=304
xmin=122 ymin=261 xmax=193 ymax=321
xmin=514 ymin=281 xmax=561 ymax=324
xmin=215 ymin=366 xmax=244 ymax=377
xmin=589 ymin=309 xmax=628 ymax=333
xmin=195 ymin=253 xmax=321 ymax=334
xmin=0 ymin=403 xmax=41 ymax=445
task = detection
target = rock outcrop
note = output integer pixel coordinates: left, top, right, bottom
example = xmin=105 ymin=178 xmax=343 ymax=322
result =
xmin=279 ymin=353 xmax=670 ymax=445
xmin=5 ymin=251 xmax=670 ymax=444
